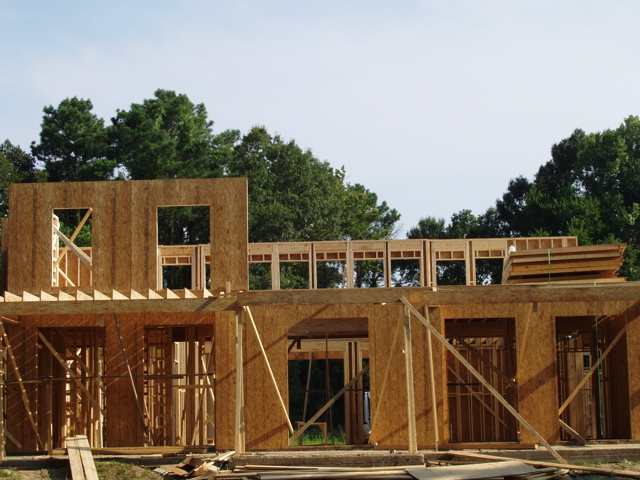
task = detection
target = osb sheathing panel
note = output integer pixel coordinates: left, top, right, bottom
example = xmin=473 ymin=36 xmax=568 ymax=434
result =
xmin=367 ymin=303 xmax=446 ymax=449
xmin=624 ymin=301 xmax=640 ymax=440
xmin=6 ymin=178 xmax=248 ymax=294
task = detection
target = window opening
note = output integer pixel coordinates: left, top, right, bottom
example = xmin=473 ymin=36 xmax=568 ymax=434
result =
xmin=157 ymin=206 xmax=210 ymax=290
xmin=353 ymin=260 xmax=384 ymax=288
xmin=52 ymin=208 xmax=93 ymax=288
xmin=435 ymin=260 xmax=466 ymax=285
xmin=475 ymin=258 xmax=503 ymax=285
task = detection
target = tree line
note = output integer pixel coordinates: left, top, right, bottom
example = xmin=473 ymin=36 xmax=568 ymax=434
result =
xmin=1 ymin=89 xmax=639 ymax=281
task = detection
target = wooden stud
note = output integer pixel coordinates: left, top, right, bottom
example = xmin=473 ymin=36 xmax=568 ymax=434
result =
xmin=424 ymin=307 xmax=440 ymax=450
xmin=235 ymin=308 xmax=245 ymax=453
xmin=402 ymin=305 xmax=417 ymax=454
xmin=0 ymin=323 xmax=45 ymax=451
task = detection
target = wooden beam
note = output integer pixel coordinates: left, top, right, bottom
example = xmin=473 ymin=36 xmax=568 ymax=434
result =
xmin=0 ymin=323 xmax=45 ymax=451
xmin=2 ymin=282 xmax=640 ymax=316
xmin=425 ymin=307 xmax=440 ymax=450
xmin=402 ymin=306 xmax=417 ymax=454
xmin=399 ymin=297 xmax=565 ymax=464
xmin=370 ymin=320 xmax=402 ymax=433
xmin=559 ymin=419 xmax=587 ymax=445
xmin=289 ymin=364 xmax=370 ymax=446
xmin=559 ymin=325 xmax=626 ymax=415
xmin=235 ymin=308 xmax=245 ymax=454
xmin=244 ymin=306 xmax=294 ymax=435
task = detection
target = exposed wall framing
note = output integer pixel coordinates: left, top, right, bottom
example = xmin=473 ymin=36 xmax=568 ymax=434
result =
xmin=0 ymin=178 xmax=638 ymax=458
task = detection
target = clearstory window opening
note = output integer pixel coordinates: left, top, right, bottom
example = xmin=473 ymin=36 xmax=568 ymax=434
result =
xmin=157 ymin=205 xmax=210 ymax=290
xmin=52 ymin=208 xmax=93 ymax=288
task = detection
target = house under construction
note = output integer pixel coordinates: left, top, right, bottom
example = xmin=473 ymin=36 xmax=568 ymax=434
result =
xmin=0 ymin=178 xmax=638 ymax=458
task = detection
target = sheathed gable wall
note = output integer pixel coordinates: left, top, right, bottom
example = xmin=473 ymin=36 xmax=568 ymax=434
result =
xmin=5 ymin=178 xmax=248 ymax=294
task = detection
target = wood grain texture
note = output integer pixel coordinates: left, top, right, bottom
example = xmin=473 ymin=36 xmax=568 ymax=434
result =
xmin=114 ymin=181 xmax=133 ymax=291
xmin=7 ymin=184 xmax=34 ymax=292
xmin=105 ymin=314 xmax=145 ymax=446
xmin=625 ymin=300 xmax=640 ymax=440
xmin=213 ymin=310 xmax=237 ymax=449
xmin=515 ymin=303 xmax=559 ymax=444
xmin=210 ymin=178 xmax=248 ymax=292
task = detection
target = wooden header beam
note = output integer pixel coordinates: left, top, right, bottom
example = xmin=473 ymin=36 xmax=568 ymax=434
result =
xmin=0 ymin=282 xmax=639 ymax=316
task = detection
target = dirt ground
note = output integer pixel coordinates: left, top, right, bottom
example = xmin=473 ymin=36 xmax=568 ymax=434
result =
xmin=4 ymin=461 xmax=640 ymax=480
xmin=1 ymin=461 xmax=161 ymax=480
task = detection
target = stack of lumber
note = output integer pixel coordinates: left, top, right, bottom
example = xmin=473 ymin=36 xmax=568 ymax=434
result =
xmin=66 ymin=435 xmax=98 ymax=480
xmin=502 ymin=243 xmax=627 ymax=285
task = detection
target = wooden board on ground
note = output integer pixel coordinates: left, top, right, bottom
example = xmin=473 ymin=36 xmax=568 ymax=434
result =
xmin=66 ymin=435 xmax=98 ymax=480
xmin=406 ymin=461 xmax=544 ymax=480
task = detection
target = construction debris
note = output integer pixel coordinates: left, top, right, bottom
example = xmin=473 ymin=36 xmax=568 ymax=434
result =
xmin=155 ymin=453 xmax=566 ymax=480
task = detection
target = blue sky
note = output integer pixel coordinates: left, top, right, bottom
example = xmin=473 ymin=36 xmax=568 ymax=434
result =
xmin=2 ymin=1 xmax=640 ymax=235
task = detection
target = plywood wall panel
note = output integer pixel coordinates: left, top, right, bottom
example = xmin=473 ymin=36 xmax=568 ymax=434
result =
xmin=7 ymin=184 xmax=35 ymax=293
xmin=210 ymin=178 xmax=248 ymax=292
xmin=87 ymin=182 xmax=116 ymax=291
xmin=369 ymin=304 xmax=408 ymax=448
xmin=33 ymin=183 xmax=57 ymax=293
xmin=130 ymin=180 xmax=151 ymax=291
xmin=144 ymin=181 xmax=166 ymax=291
xmin=213 ymin=310 xmax=237 ymax=450
xmin=624 ymin=301 xmax=640 ymax=440
xmin=515 ymin=303 xmax=559 ymax=444
xmin=114 ymin=181 xmax=133 ymax=291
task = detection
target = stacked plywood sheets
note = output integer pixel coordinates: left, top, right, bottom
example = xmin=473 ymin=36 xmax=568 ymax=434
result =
xmin=503 ymin=243 xmax=627 ymax=285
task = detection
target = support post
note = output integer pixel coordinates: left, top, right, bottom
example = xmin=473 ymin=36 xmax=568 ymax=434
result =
xmin=425 ymin=307 xmax=440 ymax=450
xmin=402 ymin=306 xmax=418 ymax=454
xmin=235 ymin=308 xmax=245 ymax=453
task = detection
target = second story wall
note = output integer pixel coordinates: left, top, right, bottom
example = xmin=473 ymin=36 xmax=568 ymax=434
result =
xmin=5 ymin=178 xmax=248 ymax=294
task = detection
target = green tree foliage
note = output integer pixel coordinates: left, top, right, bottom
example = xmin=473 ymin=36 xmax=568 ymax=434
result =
xmin=0 ymin=140 xmax=39 ymax=216
xmin=109 ymin=89 xmax=222 ymax=180
xmin=31 ymin=97 xmax=115 ymax=181
xmin=225 ymin=125 xmax=400 ymax=289
xmin=492 ymin=116 xmax=640 ymax=279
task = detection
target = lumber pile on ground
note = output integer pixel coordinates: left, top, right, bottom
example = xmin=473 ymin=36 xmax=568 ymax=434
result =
xmin=502 ymin=243 xmax=627 ymax=285
xmin=156 ymin=457 xmax=563 ymax=480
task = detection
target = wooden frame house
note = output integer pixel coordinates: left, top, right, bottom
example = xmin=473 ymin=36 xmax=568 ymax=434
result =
xmin=0 ymin=178 xmax=639 ymax=458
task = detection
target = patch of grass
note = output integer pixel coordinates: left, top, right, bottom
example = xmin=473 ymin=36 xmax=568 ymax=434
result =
xmin=0 ymin=469 xmax=19 ymax=479
xmin=94 ymin=461 xmax=159 ymax=480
